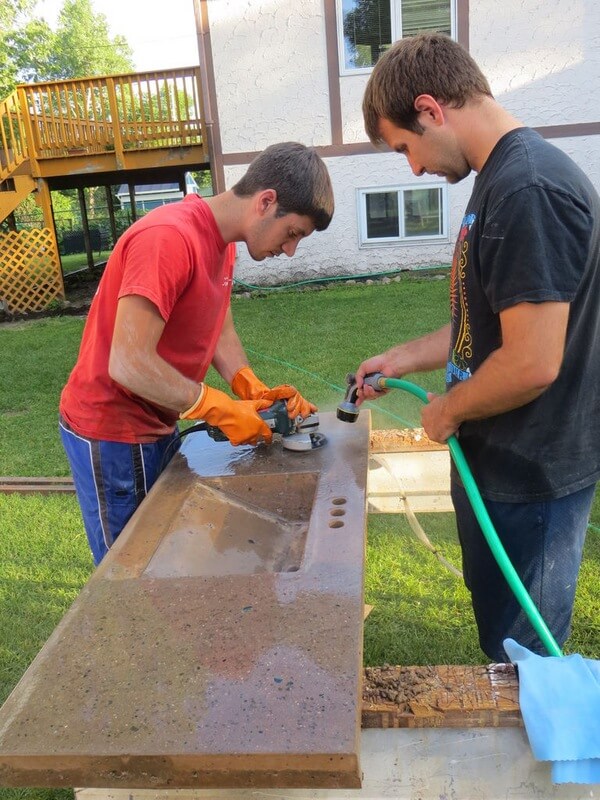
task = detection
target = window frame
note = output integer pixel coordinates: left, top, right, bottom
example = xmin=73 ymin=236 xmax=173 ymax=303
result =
xmin=356 ymin=183 xmax=449 ymax=247
xmin=337 ymin=0 xmax=457 ymax=77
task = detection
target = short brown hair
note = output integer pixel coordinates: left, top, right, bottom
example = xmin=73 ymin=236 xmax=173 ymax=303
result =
xmin=232 ymin=142 xmax=334 ymax=231
xmin=363 ymin=33 xmax=492 ymax=143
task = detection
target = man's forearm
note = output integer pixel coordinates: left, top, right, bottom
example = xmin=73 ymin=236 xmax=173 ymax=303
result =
xmin=388 ymin=324 xmax=451 ymax=375
xmin=110 ymin=346 xmax=201 ymax=413
xmin=423 ymin=345 xmax=556 ymax=442
xmin=211 ymin=308 xmax=249 ymax=384
xmin=109 ymin=294 xmax=203 ymax=413
xmin=440 ymin=302 xmax=568 ymax=431
xmin=447 ymin=349 xmax=551 ymax=422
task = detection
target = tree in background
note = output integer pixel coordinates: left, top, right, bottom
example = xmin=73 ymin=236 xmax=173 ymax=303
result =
xmin=2 ymin=0 xmax=135 ymax=253
xmin=0 ymin=0 xmax=36 ymax=95
xmin=49 ymin=0 xmax=133 ymax=79
xmin=0 ymin=0 xmax=133 ymax=96
xmin=0 ymin=0 xmax=31 ymax=26
xmin=343 ymin=0 xmax=391 ymax=69
xmin=12 ymin=190 xmax=73 ymax=232
xmin=4 ymin=17 xmax=57 ymax=87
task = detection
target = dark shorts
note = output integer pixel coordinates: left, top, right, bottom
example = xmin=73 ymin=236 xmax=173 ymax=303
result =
xmin=451 ymin=481 xmax=596 ymax=661
xmin=59 ymin=417 xmax=180 ymax=565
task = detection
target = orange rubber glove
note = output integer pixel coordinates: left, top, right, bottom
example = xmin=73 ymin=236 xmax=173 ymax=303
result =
xmin=230 ymin=366 xmax=270 ymax=400
xmin=180 ymin=384 xmax=272 ymax=446
xmin=230 ymin=366 xmax=317 ymax=421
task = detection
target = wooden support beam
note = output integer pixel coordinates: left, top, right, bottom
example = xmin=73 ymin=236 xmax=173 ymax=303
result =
xmin=77 ymin=186 xmax=94 ymax=272
xmin=104 ymin=184 xmax=118 ymax=248
xmin=128 ymin=183 xmax=137 ymax=222
xmin=0 ymin=476 xmax=74 ymax=494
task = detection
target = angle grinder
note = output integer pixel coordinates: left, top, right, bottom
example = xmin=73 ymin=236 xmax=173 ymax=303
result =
xmin=206 ymin=399 xmax=327 ymax=452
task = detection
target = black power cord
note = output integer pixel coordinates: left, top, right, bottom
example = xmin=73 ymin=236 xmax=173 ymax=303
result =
xmin=159 ymin=421 xmax=212 ymax=472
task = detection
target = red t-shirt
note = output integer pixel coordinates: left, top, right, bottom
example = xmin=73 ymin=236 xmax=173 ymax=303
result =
xmin=60 ymin=195 xmax=235 ymax=443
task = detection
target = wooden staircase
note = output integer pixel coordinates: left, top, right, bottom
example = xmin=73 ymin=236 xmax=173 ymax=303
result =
xmin=0 ymin=175 xmax=36 ymax=220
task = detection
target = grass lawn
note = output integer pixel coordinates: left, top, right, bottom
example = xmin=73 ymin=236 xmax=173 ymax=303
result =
xmin=1 ymin=273 xmax=599 ymax=799
xmin=60 ymin=251 xmax=112 ymax=275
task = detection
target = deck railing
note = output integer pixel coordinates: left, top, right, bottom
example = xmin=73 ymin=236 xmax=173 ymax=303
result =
xmin=0 ymin=66 xmax=204 ymax=179
xmin=0 ymin=92 xmax=28 ymax=184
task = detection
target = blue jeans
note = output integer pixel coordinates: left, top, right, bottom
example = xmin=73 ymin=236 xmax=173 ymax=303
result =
xmin=60 ymin=417 xmax=180 ymax=566
xmin=451 ymin=481 xmax=595 ymax=661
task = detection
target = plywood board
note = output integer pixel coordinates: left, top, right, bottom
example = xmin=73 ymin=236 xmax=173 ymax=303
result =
xmin=362 ymin=664 xmax=521 ymax=728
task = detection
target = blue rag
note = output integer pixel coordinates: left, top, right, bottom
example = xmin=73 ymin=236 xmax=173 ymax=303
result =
xmin=503 ymin=638 xmax=600 ymax=784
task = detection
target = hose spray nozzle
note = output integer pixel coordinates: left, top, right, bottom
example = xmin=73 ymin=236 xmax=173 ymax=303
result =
xmin=336 ymin=372 xmax=386 ymax=423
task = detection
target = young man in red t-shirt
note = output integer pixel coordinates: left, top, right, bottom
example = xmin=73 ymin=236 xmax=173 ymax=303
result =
xmin=60 ymin=142 xmax=334 ymax=565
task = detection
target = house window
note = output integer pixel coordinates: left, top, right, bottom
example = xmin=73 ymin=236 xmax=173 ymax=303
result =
xmin=358 ymin=185 xmax=447 ymax=245
xmin=338 ymin=0 xmax=455 ymax=74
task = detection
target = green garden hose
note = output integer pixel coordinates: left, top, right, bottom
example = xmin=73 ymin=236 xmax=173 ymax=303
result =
xmin=381 ymin=376 xmax=563 ymax=658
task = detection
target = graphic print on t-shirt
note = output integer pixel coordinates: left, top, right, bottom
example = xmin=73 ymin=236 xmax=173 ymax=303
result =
xmin=447 ymin=212 xmax=476 ymax=386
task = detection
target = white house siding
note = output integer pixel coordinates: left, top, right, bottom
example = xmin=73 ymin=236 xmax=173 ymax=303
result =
xmin=207 ymin=0 xmax=331 ymax=152
xmin=208 ymin=0 xmax=600 ymax=283
xmin=340 ymin=77 xmax=370 ymax=144
xmin=470 ymin=0 xmax=600 ymax=128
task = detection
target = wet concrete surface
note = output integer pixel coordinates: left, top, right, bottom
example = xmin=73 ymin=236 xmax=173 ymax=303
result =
xmin=0 ymin=412 xmax=370 ymax=789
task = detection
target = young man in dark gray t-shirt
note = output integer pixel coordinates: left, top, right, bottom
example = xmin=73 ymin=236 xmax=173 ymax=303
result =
xmin=354 ymin=34 xmax=600 ymax=661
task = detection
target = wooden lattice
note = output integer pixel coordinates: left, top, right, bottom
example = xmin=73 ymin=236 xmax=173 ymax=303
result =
xmin=0 ymin=227 xmax=64 ymax=314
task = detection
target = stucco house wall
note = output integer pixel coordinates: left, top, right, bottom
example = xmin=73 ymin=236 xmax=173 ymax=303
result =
xmin=207 ymin=1 xmax=332 ymax=153
xmin=204 ymin=0 xmax=600 ymax=284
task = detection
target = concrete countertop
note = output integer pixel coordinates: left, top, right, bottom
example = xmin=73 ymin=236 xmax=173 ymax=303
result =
xmin=0 ymin=412 xmax=370 ymax=789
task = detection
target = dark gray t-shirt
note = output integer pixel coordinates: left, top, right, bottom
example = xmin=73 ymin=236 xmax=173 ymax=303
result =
xmin=447 ymin=127 xmax=600 ymax=501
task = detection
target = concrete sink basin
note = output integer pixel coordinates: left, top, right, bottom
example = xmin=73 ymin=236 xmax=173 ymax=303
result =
xmin=144 ymin=472 xmax=318 ymax=577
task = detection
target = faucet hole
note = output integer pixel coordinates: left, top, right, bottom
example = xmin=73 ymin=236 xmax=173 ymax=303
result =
xmin=330 ymin=509 xmax=346 ymax=516
xmin=332 ymin=497 xmax=347 ymax=505
xmin=329 ymin=520 xmax=344 ymax=529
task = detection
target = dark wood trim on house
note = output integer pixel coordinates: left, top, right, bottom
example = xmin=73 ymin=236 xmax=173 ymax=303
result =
xmin=221 ymin=152 xmax=264 ymax=166
xmin=535 ymin=122 xmax=600 ymax=139
xmin=222 ymin=143 xmax=384 ymax=165
xmin=195 ymin=0 xmax=226 ymax=193
xmin=317 ymin=142 xmax=385 ymax=157
xmin=456 ymin=0 xmax=470 ymax=49
xmin=221 ymin=118 xmax=600 ymax=166
xmin=323 ymin=0 xmax=344 ymax=146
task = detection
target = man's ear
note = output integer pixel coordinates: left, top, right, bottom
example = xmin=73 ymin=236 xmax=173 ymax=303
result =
xmin=414 ymin=94 xmax=445 ymax=126
xmin=256 ymin=188 xmax=278 ymax=216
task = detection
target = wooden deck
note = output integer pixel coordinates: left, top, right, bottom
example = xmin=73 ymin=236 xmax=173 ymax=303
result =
xmin=1 ymin=67 xmax=209 ymax=190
